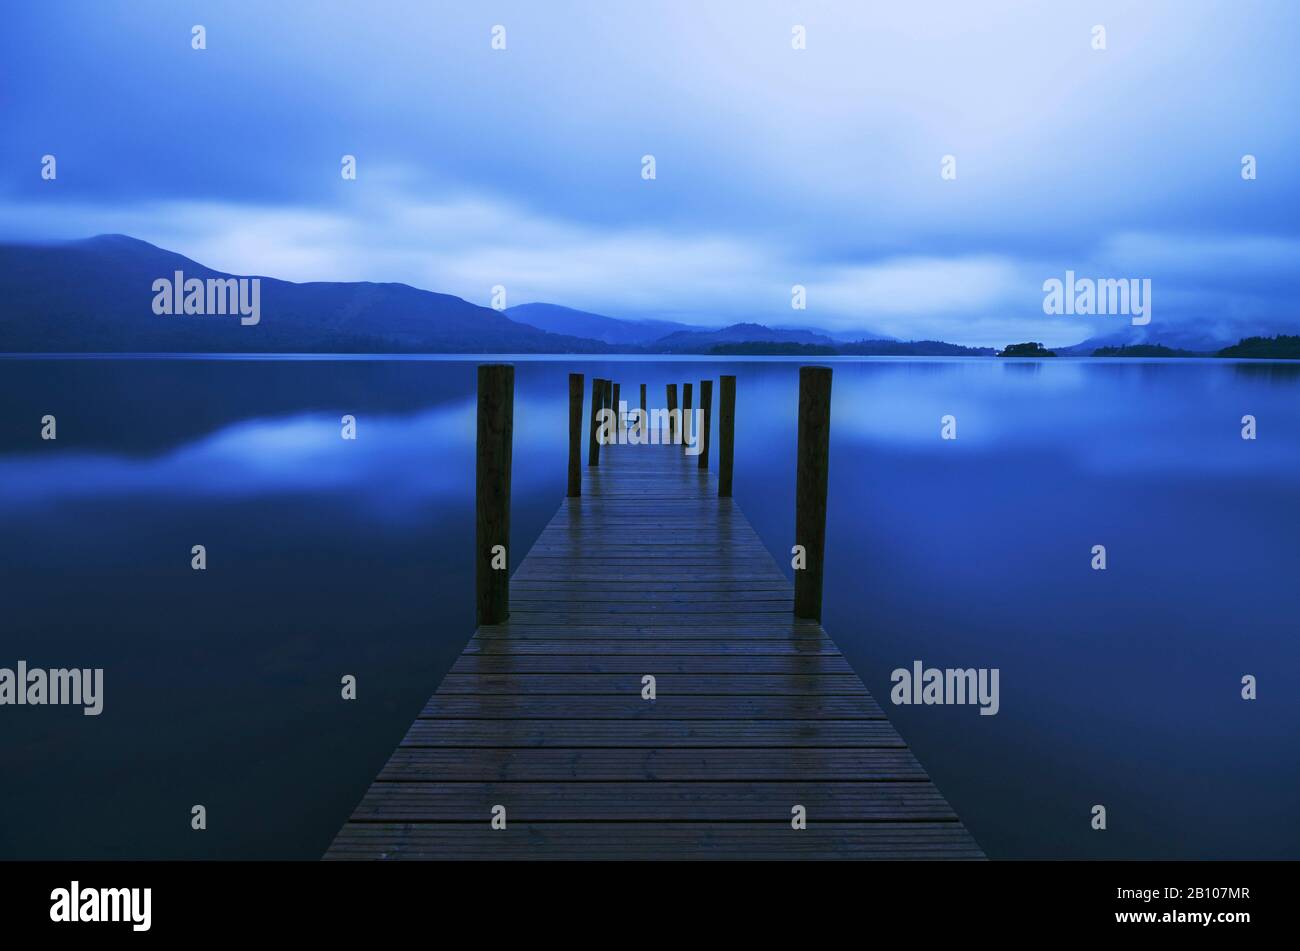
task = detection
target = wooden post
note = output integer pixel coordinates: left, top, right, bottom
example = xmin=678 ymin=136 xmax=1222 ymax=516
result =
xmin=682 ymin=382 xmax=693 ymax=452
xmin=793 ymin=366 xmax=832 ymax=620
xmin=602 ymin=379 xmax=613 ymax=451
xmin=567 ymin=372 xmax=583 ymax=497
xmin=666 ymin=383 xmax=678 ymax=444
xmin=639 ymin=383 xmax=647 ymax=441
xmin=612 ymin=382 xmax=621 ymax=437
xmin=718 ymin=374 xmax=736 ymax=497
xmin=476 ymin=364 xmax=514 ymax=626
xmin=588 ymin=377 xmax=602 ymax=466
xmin=698 ymin=379 xmax=713 ymax=469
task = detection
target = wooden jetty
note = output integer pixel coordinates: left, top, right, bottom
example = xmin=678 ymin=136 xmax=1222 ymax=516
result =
xmin=325 ymin=367 xmax=983 ymax=860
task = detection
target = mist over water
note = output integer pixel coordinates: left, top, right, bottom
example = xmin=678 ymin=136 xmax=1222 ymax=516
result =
xmin=1 ymin=356 xmax=1297 ymax=859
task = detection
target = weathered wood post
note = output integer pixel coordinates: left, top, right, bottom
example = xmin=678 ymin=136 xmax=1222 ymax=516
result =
xmin=682 ymin=382 xmax=693 ymax=452
xmin=718 ymin=375 xmax=736 ymax=496
xmin=612 ymin=382 xmax=621 ymax=438
xmin=698 ymin=379 xmax=713 ymax=469
xmin=476 ymin=363 xmax=514 ymax=626
xmin=666 ymin=383 xmax=678 ymax=444
xmin=588 ymin=377 xmax=603 ymax=466
xmin=639 ymin=383 xmax=647 ymax=441
xmin=794 ymin=366 xmax=832 ymax=621
xmin=568 ymin=372 xmax=584 ymax=497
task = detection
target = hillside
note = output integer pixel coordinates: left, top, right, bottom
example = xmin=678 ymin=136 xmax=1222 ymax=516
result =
xmin=653 ymin=322 xmax=837 ymax=353
xmin=0 ymin=236 xmax=609 ymax=354
xmin=505 ymin=302 xmax=695 ymax=345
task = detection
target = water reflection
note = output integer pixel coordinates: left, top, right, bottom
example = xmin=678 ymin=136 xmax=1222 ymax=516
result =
xmin=1 ymin=355 xmax=1297 ymax=861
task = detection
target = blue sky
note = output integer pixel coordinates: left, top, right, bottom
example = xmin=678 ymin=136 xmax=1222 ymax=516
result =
xmin=2 ymin=0 xmax=1298 ymax=346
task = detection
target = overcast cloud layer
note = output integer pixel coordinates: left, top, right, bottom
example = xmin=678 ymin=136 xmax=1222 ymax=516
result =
xmin=2 ymin=0 xmax=1297 ymax=346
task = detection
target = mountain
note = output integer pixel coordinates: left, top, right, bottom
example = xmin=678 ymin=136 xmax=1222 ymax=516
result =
xmin=1217 ymin=335 xmax=1300 ymax=359
xmin=1055 ymin=326 xmax=1229 ymax=356
xmin=779 ymin=325 xmax=897 ymax=343
xmin=1091 ymin=344 xmax=1198 ymax=357
xmin=838 ymin=339 xmax=996 ymax=356
xmin=706 ymin=342 xmax=838 ymax=355
xmin=0 ymin=236 xmax=609 ymax=353
xmin=505 ymin=302 xmax=696 ymax=345
xmin=652 ymin=322 xmax=838 ymax=353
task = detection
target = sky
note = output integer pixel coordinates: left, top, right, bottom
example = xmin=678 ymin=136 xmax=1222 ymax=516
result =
xmin=2 ymin=0 xmax=1298 ymax=346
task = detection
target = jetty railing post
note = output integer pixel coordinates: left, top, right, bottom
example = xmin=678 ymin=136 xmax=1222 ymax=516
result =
xmin=718 ymin=375 xmax=736 ymax=496
xmin=588 ymin=377 xmax=603 ymax=466
xmin=666 ymin=383 xmax=678 ymax=444
xmin=698 ymin=379 xmax=713 ymax=469
xmin=793 ymin=365 xmax=832 ymax=621
xmin=476 ymin=363 xmax=514 ymax=626
xmin=612 ymin=382 xmax=621 ymax=438
xmin=603 ymin=378 xmax=613 ymax=441
xmin=568 ymin=372 xmax=584 ymax=496
xmin=682 ymin=382 xmax=693 ymax=452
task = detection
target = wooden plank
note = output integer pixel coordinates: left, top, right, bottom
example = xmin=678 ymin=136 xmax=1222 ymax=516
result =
xmin=376 ymin=748 xmax=930 ymax=781
xmin=325 ymin=823 xmax=984 ymax=861
xmin=346 ymin=782 xmax=957 ymax=821
xmin=463 ymin=639 xmax=836 ymax=656
xmin=449 ymin=654 xmax=856 ymax=674
xmin=473 ymin=626 xmax=823 ymax=638
xmin=430 ymin=673 xmax=872 ymax=696
xmin=418 ymin=695 xmax=885 ymax=719
xmin=399 ymin=719 xmax=907 ymax=748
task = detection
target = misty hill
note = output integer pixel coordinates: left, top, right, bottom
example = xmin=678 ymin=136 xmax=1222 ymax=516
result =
xmin=1056 ymin=327 xmax=1227 ymax=356
xmin=653 ymin=322 xmax=838 ymax=353
xmin=708 ymin=341 xmax=837 ymax=355
xmin=1217 ymin=335 xmax=1300 ymax=359
xmin=0 ymin=236 xmax=609 ymax=354
xmin=697 ymin=338 xmax=996 ymax=356
xmin=838 ymin=339 xmax=996 ymax=356
xmin=1092 ymin=344 xmax=1198 ymax=357
xmin=505 ymin=302 xmax=695 ymax=345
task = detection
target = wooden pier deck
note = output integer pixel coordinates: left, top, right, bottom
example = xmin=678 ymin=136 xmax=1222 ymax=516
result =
xmin=326 ymin=439 xmax=982 ymax=860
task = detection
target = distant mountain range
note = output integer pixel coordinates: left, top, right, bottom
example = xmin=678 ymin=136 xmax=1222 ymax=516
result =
xmin=653 ymin=322 xmax=843 ymax=352
xmin=504 ymin=302 xmax=693 ymax=345
xmin=1055 ymin=326 xmax=1235 ymax=356
xmin=0 ymin=237 xmax=888 ymax=354
xmin=0 ymin=236 xmax=1292 ymax=357
xmin=0 ymin=236 xmax=607 ymax=354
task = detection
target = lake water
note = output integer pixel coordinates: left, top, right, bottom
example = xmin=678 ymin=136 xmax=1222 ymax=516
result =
xmin=2 ymin=355 xmax=1297 ymax=860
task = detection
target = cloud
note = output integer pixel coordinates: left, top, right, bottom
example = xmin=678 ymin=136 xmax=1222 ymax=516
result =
xmin=7 ymin=185 xmax=1298 ymax=348
xmin=2 ymin=2 xmax=1300 ymax=345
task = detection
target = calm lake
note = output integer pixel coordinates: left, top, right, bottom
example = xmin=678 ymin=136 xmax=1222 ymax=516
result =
xmin=2 ymin=355 xmax=1297 ymax=859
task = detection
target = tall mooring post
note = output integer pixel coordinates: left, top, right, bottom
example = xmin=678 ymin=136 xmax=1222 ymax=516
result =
xmin=793 ymin=366 xmax=831 ymax=621
xmin=588 ymin=377 xmax=603 ymax=467
xmin=718 ymin=374 xmax=736 ymax=497
xmin=476 ymin=363 xmax=514 ymax=626
xmin=567 ymin=372 xmax=584 ymax=496
xmin=639 ymin=383 xmax=648 ymax=440
xmin=682 ymin=382 xmax=693 ymax=452
xmin=698 ymin=379 xmax=713 ymax=469
xmin=666 ymin=383 xmax=678 ymax=444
